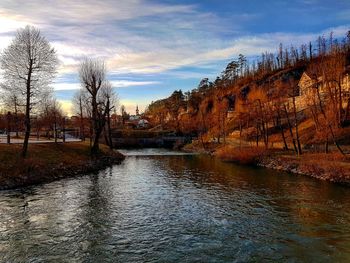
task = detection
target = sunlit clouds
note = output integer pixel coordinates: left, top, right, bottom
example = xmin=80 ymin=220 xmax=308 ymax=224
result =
xmin=0 ymin=0 xmax=350 ymax=114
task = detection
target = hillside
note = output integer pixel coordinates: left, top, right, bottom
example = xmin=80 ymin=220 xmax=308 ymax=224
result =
xmin=145 ymin=32 xmax=350 ymax=156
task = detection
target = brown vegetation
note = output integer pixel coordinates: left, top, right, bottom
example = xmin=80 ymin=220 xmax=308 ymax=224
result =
xmin=0 ymin=142 xmax=125 ymax=190
xmin=215 ymin=145 xmax=271 ymax=165
xmin=260 ymin=152 xmax=350 ymax=184
xmin=145 ymin=31 xmax=350 ymax=183
xmin=145 ymin=32 xmax=350 ymax=155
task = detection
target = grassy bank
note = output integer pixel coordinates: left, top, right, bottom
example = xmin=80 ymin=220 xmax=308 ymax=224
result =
xmin=214 ymin=145 xmax=350 ymax=185
xmin=0 ymin=142 xmax=125 ymax=190
xmin=215 ymin=145 xmax=272 ymax=165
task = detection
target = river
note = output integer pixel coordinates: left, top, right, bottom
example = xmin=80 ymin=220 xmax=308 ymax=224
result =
xmin=1 ymin=149 xmax=350 ymax=262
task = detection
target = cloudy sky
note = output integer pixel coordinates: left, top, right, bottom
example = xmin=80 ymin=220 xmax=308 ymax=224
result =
xmin=0 ymin=0 xmax=349 ymax=115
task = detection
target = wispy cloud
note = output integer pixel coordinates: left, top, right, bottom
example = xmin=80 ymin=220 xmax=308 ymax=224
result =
xmin=1 ymin=0 xmax=349 ymax=115
xmin=110 ymin=80 xmax=160 ymax=88
xmin=0 ymin=0 xmax=200 ymax=74
xmin=4 ymin=0 xmax=346 ymax=77
xmin=53 ymin=80 xmax=160 ymax=91
xmin=57 ymin=100 xmax=74 ymax=116
xmin=106 ymin=25 xmax=350 ymax=74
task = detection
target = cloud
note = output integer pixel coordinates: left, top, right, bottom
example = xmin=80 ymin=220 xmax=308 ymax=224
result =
xmin=0 ymin=15 xmax=29 ymax=34
xmin=110 ymin=80 xmax=160 ymax=88
xmin=0 ymin=1 xmax=195 ymax=26
xmin=52 ymin=80 xmax=160 ymax=91
xmin=106 ymin=25 xmax=350 ymax=74
xmin=1 ymin=0 xmax=349 ymax=111
xmin=57 ymin=100 xmax=73 ymax=116
xmin=4 ymin=0 xmax=346 ymax=77
xmin=0 ymin=0 xmax=222 ymax=75
xmin=52 ymin=83 xmax=81 ymax=91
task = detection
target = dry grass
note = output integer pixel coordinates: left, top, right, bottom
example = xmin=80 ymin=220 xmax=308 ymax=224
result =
xmin=298 ymin=153 xmax=350 ymax=181
xmin=265 ymin=152 xmax=350 ymax=183
xmin=215 ymin=144 xmax=350 ymax=183
xmin=0 ymin=142 xmax=124 ymax=189
xmin=0 ymin=142 xmax=110 ymax=168
xmin=182 ymin=140 xmax=221 ymax=153
xmin=215 ymin=145 xmax=270 ymax=165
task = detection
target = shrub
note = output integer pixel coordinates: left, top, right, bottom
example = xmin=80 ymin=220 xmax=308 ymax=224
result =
xmin=215 ymin=146 xmax=269 ymax=165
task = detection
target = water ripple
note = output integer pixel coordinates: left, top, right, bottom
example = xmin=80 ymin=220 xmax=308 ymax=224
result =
xmin=1 ymin=150 xmax=350 ymax=262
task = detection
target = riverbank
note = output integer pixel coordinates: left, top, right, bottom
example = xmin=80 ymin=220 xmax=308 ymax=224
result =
xmin=0 ymin=142 xmax=125 ymax=190
xmin=184 ymin=141 xmax=350 ymax=185
xmin=258 ymin=152 xmax=350 ymax=184
xmin=216 ymin=146 xmax=350 ymax=185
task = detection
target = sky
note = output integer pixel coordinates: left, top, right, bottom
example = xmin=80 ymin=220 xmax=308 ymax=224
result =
xmin=0 ymin=0 xmax=349 ymax=115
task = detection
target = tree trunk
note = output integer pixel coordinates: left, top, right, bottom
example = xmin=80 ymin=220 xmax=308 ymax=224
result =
xmin=91 ymin=93 xmax=99 ymax=153
xmin=344 ymin=97 xmax=350 ymax=123
xmin=316 ymin=85 xmax=345 ymax=155
xmin=338 ymin=81 xmax=343 ymax=126
xmin=91 ymin=129 xmax=101 ymax=154
xmin=257 ymin=100 xmax=268 ymax=148
xmin=104 ymin=125 xmax=109 ymax=146
xmin=89 ymin=123 xmax=93 ymax=148
xmin=222 ymin=111 xmax=226 ymax=144
xmin=239 ymin=120 xmax=242 ymax=149
xmin=22 ymin=60 xmax=33 ymax=158
xmin=54 ymin=120 xmax=57 ymax=143
xmin=91 ymin=102 xmax=108 ymax=155
xmin=107 ymin=106 xmax=113 ymax=150
xmin=103 ymin=101 xmax=111 ymax=148
xmin=277 ymin=110 xmax=288 ymax=150
xmin=292 ymin=97 xmax=302 ymax=155
xmin=7 ymin=112 xmax=11 ymax=144
xmin=284 ymin=104 xmax=298 ymax=154
xmin=256 ymin=122 xmax=259 ymax=147
xmin=62 ymin=117 xmax=66 ymax=143
xmin=14 ymin=102 xmax=19 ymax=138
xmin=79 ymin=97 xmax=85 ymax=141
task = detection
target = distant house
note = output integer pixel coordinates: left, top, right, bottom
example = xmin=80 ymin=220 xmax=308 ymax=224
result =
xmin=129 ymin=115 xmax=141 ymax=121
xmin=294 ymin=71 xmax=350 ymax=111
xmin=137 ymin=119 xmax=149 ymax=128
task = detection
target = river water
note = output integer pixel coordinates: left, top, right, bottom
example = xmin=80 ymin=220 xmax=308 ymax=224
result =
xmin=1 ymin=149 xmax=350 ymax=262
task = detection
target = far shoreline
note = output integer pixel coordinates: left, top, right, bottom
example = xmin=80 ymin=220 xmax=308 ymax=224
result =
xmin=183 ymin=142 xmax=350 ymax=186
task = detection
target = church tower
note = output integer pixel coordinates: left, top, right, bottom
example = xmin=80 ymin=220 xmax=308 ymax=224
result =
xmin=136 ymin=105 xmax=139 ymax=116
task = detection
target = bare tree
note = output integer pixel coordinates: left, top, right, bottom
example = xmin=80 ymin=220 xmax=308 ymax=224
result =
xmin=0 ymin=25 xmax=58 ymax=157
xmin=100 ymin=82 xmax=119 ymax=149
xmin=39 ymin=96 xmax=63 ymax=142
xmin=0 ymin=85 xmax=24 ymax=138
xmin=73 ymin=89 xmax=87 ymax=141
xmin=79 ymin=57 xmax=108 ymax=154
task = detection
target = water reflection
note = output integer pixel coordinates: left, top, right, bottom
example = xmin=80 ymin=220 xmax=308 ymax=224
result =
xmin=0 ymin=150 xmax=350 ymax=262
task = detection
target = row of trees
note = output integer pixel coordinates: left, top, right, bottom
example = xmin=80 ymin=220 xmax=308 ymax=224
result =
xmin=0 ymin=25 xmax=119 ymax=157
xmin=197 ymin=32 xmax=350 ymax=91
xmin=0 ymin=99 xmax=70 ymax=143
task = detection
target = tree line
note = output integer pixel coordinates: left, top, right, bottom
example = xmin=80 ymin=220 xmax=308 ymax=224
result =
xmin=145 ymin=31 xmax=350 ymax=155
xmin=0 ymin=25 xmax=118 ymax=157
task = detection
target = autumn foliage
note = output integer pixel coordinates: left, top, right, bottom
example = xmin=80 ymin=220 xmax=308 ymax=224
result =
xmin=145 ymin=31 xmax=350 ymax=157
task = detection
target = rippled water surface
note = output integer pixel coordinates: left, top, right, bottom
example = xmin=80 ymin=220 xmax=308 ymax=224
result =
xmin=1 ymin=149 xmax=350 ymax=262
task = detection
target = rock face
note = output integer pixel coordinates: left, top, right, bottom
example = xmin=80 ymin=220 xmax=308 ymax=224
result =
xmin=0 ymin=153 xmax=125 ymax=190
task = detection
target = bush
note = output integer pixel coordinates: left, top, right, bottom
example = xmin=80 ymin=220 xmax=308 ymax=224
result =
xmin=215 ymin=146 xmax=269 ymax=165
